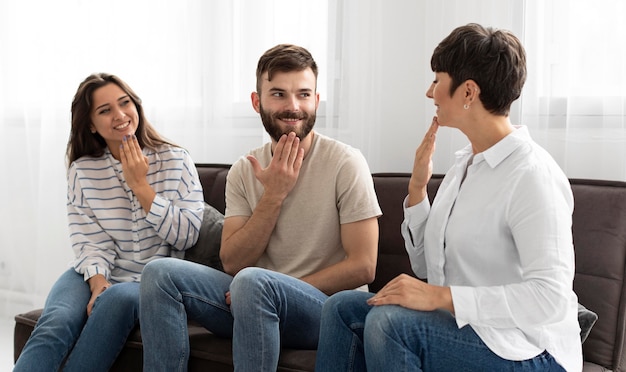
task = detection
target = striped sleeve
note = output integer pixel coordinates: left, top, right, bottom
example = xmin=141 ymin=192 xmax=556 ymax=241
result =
xmin=144 ymin=148 xmax=204 ymax=251
xmin=67 ymin=160 xmax=117 ymax=281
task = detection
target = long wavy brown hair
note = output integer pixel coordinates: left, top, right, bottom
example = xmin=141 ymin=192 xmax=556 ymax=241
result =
xmin=66 ymin=73 xmax=176 ymax=166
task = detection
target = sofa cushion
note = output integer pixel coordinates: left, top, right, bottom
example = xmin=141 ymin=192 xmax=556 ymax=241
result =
xmin=578 ymin=303 xmax=598 ymax=343
xmin=184 ymin=202 xmax=224 ymax=271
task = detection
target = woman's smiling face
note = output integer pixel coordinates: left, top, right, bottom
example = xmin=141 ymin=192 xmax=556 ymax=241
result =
xmin=426 ymin=72 xmax=465 ymax=127
xmin=90 ymin=82 xmax=139 ymax=151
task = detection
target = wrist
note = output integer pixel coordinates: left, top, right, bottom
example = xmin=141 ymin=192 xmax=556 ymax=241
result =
xmin=87 ymin=274 xmax=108 ymax=292
xmin=439 ymin=286 xmax=454 ymax=314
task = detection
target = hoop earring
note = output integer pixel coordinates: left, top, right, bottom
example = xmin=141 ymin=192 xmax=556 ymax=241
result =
xmin=463 ymin=104 xmax=469 ymax=110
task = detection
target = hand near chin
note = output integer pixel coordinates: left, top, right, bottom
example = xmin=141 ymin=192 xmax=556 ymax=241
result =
xmin=408 ymin=117 xmax=439 ymax=206
xmin=248 ymin=131 xmax=304 ymax=200
xmin=119 ymin=134 xmax=149 ymax=192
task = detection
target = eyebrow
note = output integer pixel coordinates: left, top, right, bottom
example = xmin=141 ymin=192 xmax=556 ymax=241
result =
xmin=268 ymin=87 xmax=313 ymax=94
xmin=94 ymin=95 xmax=129 ymax=112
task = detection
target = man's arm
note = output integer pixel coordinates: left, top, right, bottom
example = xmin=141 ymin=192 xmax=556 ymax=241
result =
xmin=220 ymin=132 xmax=304 ymax=275
xmin=220 ymin=198 xmax=281 ymax=275
xmin=300 ymin=217 xmax=379 ymax=295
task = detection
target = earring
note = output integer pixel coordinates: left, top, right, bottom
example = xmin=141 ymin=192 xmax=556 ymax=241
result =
xmin=463 ymin=104 xmax=469 ymax=110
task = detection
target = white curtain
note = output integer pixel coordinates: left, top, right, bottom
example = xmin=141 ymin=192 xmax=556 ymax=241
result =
xmin=0 ymin=0 xmax=329 ymax=316
xmin=2 ymin=0 xmax=625 ymax=317
xmin=331 ymin=0 xmax=626 ymax=180
xmin=328 ymin=0 xmax=525 ymax=173
xmin=521 ymin=0 xmax=626 ymax=180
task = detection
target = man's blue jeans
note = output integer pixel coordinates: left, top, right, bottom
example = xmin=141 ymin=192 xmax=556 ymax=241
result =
xmin=140 ymin=258 xmax=328 ymax=372
xmin=13 ymin=268 xmax=139 ymax=372
xmin=315 ymin=290 xmax=566 ymax=372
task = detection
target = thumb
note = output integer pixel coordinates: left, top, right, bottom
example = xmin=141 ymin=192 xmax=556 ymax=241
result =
xmin=247 ymin=155 xmax=262 ymax=175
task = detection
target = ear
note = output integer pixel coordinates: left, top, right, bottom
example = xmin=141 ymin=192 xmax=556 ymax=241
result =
xmin=90 ymin=125 xmax=97 ymax=134
xmin=464 ymin=80 xmax=480 ymax=103
xmin=251 ymin=91 xmax=261 ymax=113
xmin=315 ymin=92 xmax=320 ymax=110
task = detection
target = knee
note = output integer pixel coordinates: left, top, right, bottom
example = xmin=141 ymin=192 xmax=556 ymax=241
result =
xmin=95 ymin=284 xmax=140 ymax=317
xmin=142 ymin=258 xmax=175 ymax=283
xmin=38 ymin=305 xmax=86 ymax=331
xmin=229 ymin=267 xmax=270 ymax=296
xmin=365 ymin=306 xmax=440 ymax=347
xmin=323 ymin=291 xmax=373 ymax=326
xmin=100 ymin=284 xmax=137 ymax=302
xmin=323 ymin=291 xmax=367 ymax=316
xmin=142 ymin=258 xmax=190 ymax=290
xmin=365 ymin=305 xmax=406 ymax=338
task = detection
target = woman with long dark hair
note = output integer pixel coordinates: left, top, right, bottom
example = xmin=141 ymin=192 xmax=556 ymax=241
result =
xmin=14 ymin=73 xmax=204 ymax=371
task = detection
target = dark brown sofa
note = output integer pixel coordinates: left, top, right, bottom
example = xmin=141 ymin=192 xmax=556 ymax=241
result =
xmin=14 ymin=163 xmax=626 ymax=371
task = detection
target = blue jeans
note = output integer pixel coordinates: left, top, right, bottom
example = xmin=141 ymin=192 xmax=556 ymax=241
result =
xmin=13 ymin=268 xmax=139 ymax=372
xmin=315 ymin=290 xmax=566 ymax=372
xmin=140 ymin=258 xmax=328 ymax=372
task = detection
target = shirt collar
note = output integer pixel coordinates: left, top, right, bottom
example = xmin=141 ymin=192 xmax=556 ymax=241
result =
xmin=454 ymin=125 xmax=531 ymax=169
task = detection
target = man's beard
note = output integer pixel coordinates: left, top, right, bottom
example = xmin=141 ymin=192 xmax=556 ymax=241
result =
xmin=259 ymin=104 xmax=316 ymax=142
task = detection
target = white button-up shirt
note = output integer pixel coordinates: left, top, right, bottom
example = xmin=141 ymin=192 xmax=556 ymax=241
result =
xmin=402 ymin=126 xmax=582 ymax=371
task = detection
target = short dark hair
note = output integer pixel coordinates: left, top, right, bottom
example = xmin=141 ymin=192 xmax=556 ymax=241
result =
xmin=256 ymin=44 xmax=318 ymax=93
xmin=66 ymin=73 xmax=174 ymax=165
xmin=431 ymin=23 xmax=526 ymax=116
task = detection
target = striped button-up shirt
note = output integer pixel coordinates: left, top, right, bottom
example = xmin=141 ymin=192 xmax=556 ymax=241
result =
xmin=67 ymin=145 xmax=204 ymax=283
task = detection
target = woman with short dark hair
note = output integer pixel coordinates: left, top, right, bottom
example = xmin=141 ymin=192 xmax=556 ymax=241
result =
xmin=315 ymin=24 xmax=581 ymax=372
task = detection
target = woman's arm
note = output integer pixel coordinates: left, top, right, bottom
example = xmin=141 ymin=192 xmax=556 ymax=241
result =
xmin=142 ymin=147 xmax=205 ymax=251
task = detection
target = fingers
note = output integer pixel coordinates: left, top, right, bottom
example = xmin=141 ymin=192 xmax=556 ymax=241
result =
xmin=418 ymin=117 xmax=439 ymax=155
xmin=286 ymin=133 xmax=301 ymax=166
xmin=408 ymin=117 xmax=439 ymax=205
xmin=225 ymin=291 xmax=231 ymax=306
xmin=293 ymin=147 xmax=304 ymax=172
xmin=247 ymin=155 xmax=261 ymax=175
xmin=366 ymin=274 xmax=415 ymax=306
xmin=367 ymin=293 xmax=403 ymax=306
xmin=274 ymin=132 xmax=300 ymax=165
xmin=86 ymin=284 xmax=109 ymax=316
xmin=119 ymin=134 xmax=142 ymax=163
xmin=87 ymin=299 xmax=95 ymax=316
xmin=428 ymin=116 xmax=439 ymax=136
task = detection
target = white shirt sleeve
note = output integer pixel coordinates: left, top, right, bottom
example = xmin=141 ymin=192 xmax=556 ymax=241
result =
xmin=401 ymin=195 xmax=430 ymax=279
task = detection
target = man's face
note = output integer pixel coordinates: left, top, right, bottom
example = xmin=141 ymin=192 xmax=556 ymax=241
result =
xmin=253 ymin=68 xmax=319 ymax=142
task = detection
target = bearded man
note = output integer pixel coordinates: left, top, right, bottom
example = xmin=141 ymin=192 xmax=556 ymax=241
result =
xmin=139 ymin=44 xmax=382 ymax=372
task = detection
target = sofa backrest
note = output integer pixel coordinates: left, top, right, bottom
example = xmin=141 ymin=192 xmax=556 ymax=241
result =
xmin=196 ymin=163 xmax=230 ymax=214
xmin=569 ymin=179 xmax=626 ymax=370
xmin=369 ymin=173 xmax=443 ymax=292
xmin=195 ymin=163 xmax=626 ymax=371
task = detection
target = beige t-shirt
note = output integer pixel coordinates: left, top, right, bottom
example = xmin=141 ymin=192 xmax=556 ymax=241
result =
xmin=225 ymin=132 xmax=382 ymax=280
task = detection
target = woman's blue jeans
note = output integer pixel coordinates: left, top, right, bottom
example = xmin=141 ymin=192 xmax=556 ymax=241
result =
xmin=315 ymin=290 xmax=566 ymax=372
xmin=13 ymin=268 xmax=139 ymax=372
xmin=140 ymin=258 xmax=328 ymax=372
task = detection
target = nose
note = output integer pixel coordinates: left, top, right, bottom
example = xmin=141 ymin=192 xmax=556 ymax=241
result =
xmin=114 ymin=107 xmax=126 ymax=120
xmin=426 ymin=83 xmax=434 ymax=99
xmin=285 ymin=95 xmax=300 ymax=111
